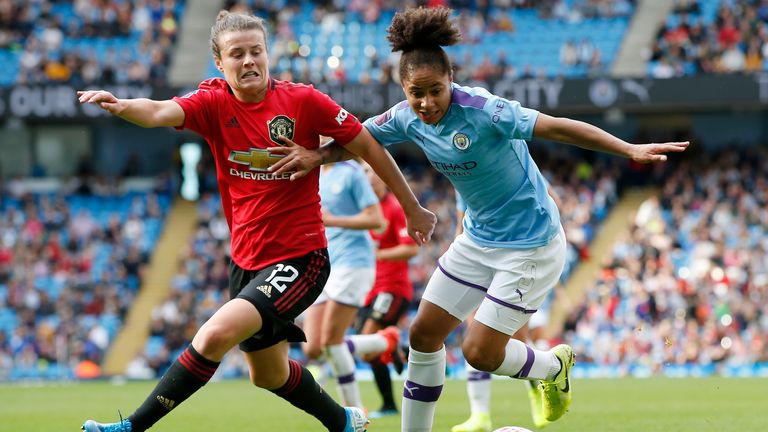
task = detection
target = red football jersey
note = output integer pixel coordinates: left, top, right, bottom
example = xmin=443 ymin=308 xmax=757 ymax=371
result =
xmin=366 ymin=192 xmax=416 ymax=303
xmin=173 ymin=78 xmax=362 ymax=270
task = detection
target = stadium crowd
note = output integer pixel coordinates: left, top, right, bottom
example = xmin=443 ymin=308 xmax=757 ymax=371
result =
xmin=0 ymin=176 xmax=172 ymax=380
xmin=0 ymin=0 xmax=184 ymax=86
xmin=564 ymin=148 xmax=768 ymax=373
xmin=0 ymin=0 xmax=636 ymax=87
xmin=650 ymin=0 xmax=768 ymax=77
xmin=224 ymin=0 xmax=633 ymax=84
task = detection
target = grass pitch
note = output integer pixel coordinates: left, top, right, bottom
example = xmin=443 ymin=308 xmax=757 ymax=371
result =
xmin=1 ymin=377 xmax=764 ymax=431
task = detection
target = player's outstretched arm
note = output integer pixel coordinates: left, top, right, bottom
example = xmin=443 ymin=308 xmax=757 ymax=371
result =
xmin=269 ymin=131 xmax=436 ymax=244
xmin=77 ymin=90 xmax=185 ymax=128
xmin=533 ymin=113 xmax=689 ymax=162
xmin=344 ymin=128 xmax=436 ymax=245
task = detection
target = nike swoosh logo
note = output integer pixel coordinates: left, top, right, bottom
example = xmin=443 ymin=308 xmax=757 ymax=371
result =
xmin=404 ymin=384 xmax=419 ymax=396
xmin=560 ymin=356 xmax=571 ymax=393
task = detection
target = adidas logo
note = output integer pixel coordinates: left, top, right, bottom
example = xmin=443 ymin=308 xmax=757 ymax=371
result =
xmin=156 ymin=395 xmax=176 ymax=411
xmin=225 ymin=116 xmax=241 ymax=128
xmin=256 ymin=284 xmax=272 ymax=298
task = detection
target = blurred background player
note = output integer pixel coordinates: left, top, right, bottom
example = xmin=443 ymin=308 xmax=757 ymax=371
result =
xmin=345 ymin=162 xmax=419 ymax=418
xmin=302 ymin=158 xmax=384 ymax=410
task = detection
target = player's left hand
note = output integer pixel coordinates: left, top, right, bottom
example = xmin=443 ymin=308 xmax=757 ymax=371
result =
xmin=267 ymin=136 xmax=322 ymax=180
xmin=629 ymin=141 xmax=690 ymax=163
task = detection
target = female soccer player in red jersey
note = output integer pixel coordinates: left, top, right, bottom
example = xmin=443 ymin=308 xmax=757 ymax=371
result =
xmin=78 ymin=10 xmax=435 ymax=432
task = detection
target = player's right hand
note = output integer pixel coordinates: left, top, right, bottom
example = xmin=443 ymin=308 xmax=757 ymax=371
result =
xmin=77 ymin=90 xmax=123 ymax=115
xmin=267 ymin=136 xmax=322 ymax=181
xmin=405 ymin=205 xmax=437 ymax=245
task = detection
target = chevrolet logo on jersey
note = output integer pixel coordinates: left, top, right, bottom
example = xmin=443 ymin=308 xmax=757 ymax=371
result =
xmin=228 ymin=148 xmax=284 ymax=172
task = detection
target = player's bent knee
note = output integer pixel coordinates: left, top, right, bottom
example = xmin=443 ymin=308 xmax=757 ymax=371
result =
xmin=248 ymin=369 xmax=286 ymax=389
xmin=193 ymin=325 xmax=237 ymax=359
xmin=304 ymin=344 xmax=323 ymax=360
xmin=408 ymin=324 xmax=444 ymax=352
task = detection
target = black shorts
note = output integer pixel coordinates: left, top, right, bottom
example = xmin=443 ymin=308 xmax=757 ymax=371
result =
xmin=229 ymin=248 xmax=330 ymax=352
xmin=357 ymin=291 xmax=410 ymax=329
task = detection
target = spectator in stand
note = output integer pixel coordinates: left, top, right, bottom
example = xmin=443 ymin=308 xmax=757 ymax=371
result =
xmin=5 ymin=0 xmax=183 ymax=86
xmin=564 ymin=149 xmax=768 ymax=374
xmin=652 ymin=0 xmax=768 ymax=77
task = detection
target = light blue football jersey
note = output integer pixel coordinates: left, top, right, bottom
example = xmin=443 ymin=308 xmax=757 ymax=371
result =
xmin=364 ymin=83 xmax=560 ymax=249
xmin=456 ymin=190 xmax=467 ymax=212
xmin=319 ymin=160 xmax=379 ymax=267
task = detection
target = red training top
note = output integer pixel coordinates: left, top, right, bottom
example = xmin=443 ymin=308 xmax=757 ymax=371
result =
xmin=366 ymin=192 xmax=416 ymax=303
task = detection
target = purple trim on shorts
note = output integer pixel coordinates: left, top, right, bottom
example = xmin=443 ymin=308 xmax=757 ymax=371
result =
xmin=437 ymin=262 xmax=487 ymax=292
xmin=403 ymin=380 xmax=443 ymax=402
xmin=451 ymin=88 xmax=488 ymax=109
xmin=468 ymin=371 xmax=491 ymax=381
xmin=485 ymin=294 xmax=537 ymax=314
xmin=345 ymin=338 xmax=355 ymax=355
xmin=337 ymin=373 xmax=356 ymax=384
xmin=513 ymin=346 xmax=536 ymax=379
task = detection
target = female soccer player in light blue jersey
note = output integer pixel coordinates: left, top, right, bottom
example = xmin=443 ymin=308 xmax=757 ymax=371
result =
xmin=302 ymin=160 xmax=384 ymax=410
xmin=270 ymin=7 xmax=688 ymax=431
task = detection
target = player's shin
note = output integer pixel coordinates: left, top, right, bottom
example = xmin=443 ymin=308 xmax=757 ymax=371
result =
xmin=401 ymin=345 xmax=446 ymax=432
xmin=492 ymin=338 xmax=560 ymax=380
xmin=326 ymin=343 xmax=364 ymax=408
xmin=129 ymin=344 xmax=220 ymax=432
xmin=271 ymin=359 xmax=348 ymax=431
xmin=465 ymin=360 xmax=492 ymax=415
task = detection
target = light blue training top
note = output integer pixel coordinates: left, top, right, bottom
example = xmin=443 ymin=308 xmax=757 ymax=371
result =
xmin=364 ymin=83 xmax=560 ymax=249
xmin=319 ymin=160 xmax=379 ymax=267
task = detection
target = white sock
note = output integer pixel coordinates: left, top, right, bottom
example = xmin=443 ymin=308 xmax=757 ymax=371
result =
xmin=493 ymin=338 xmax=560 ymax=380
xmin=346 ymin=333 xmax=388 ymax=357
xmin=402 ymin=346 xmax=446 ymax=432
xmin=465 ymin=360 xmax=491 ymax=415
xmin=524 ymin=378 xmax=541 ymax=391
xmin=326 ymin=343 xmax=363 ymax=408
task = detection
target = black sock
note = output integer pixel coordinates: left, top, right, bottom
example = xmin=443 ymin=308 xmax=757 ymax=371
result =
xmin=128 ymin=345 xmax=219 ymax=432
xmin=271 ymin=359 xmax=346 ymax=432
xmin=370 ymin=360 xmax=396 ymax=410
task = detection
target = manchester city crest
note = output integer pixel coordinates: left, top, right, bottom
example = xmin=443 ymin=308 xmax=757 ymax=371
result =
xmin=267 ymin=115 xmax=295 ymax=144
xmin=453 ymin=132 xmax=471 ymax=151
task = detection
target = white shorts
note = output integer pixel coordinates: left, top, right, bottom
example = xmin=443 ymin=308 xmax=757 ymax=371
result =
xmin=422 ymin=227 xmax=566 ymax=336
xmin=314 ymin=266 xmax=376 ymax=307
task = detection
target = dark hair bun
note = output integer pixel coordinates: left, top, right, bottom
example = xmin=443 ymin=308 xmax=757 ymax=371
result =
xmin=387 ymin=7 xmax=461 ymax=52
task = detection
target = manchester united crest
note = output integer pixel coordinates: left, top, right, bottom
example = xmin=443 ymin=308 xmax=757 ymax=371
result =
xmin=267 ymin=115 xmax=295 ymax=144
xmin=453 ymin=132 xmax=471 ymax=151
